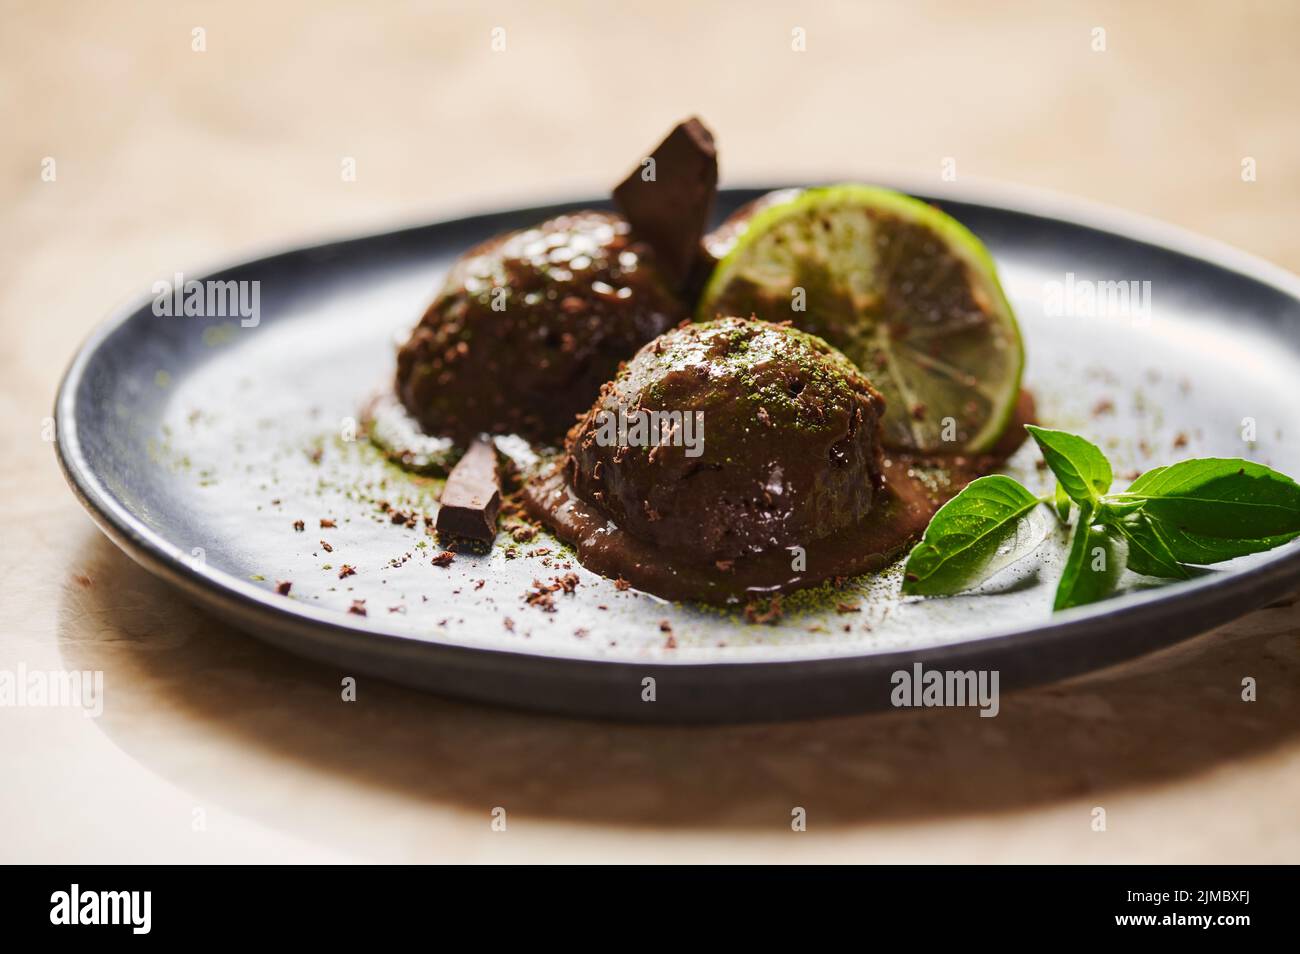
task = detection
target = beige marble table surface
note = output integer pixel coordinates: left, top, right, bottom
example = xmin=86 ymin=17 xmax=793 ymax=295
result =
xmin=3 ymin=0 xmax=1298 ymax=863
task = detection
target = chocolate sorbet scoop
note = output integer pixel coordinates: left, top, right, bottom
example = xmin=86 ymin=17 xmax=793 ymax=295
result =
xmin=396 ymin=211 xmax=687 ymax=444
xmin=565 ymin=317 xmax=887 ymax=562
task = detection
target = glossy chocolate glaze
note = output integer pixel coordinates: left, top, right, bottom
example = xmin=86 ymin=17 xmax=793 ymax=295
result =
xmin=564 ymin=318 xmax=887 ymax=562
xmin=396 ymin=211 xmax=687 ymax=444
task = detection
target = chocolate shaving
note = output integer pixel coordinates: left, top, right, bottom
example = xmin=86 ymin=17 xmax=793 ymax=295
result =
xmin=613 ymin=117 xmax=718 ymax=293
xmin=435 ymin=437 xmax=501 ymax=544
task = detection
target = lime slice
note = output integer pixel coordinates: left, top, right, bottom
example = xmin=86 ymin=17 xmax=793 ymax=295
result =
xmin=698 ymin=185 xmax=1023 ymax=454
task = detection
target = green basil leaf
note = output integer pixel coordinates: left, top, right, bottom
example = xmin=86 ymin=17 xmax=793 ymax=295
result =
xmin=1120 ymin=458 xmax=1300 ymax=545
xmin=1139 ymin=523 xmax=1299 ymax=565
xmin=1054 ymin=505 xmax=1127 ymax=611
xmin=1109 ymin=512 xmax=1189 ymax=579
xmin=1025 ymin=425 xmax=1113 ymax=505
xmin=902 ymin=475 xmax=1046 ymax=596
xmin=1053 ymin=482 xmax=1072 ymax=522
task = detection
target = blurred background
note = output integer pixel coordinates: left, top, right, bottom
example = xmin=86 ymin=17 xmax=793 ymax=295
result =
xmin=3 ymin=0 xmax=1299 ymax=862
xmin=5 ymin=0 xmax=1299 ymax=389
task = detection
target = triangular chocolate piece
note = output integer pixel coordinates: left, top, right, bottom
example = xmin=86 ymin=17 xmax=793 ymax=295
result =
xmin=613 ymin=117 xmax=718 ymax=292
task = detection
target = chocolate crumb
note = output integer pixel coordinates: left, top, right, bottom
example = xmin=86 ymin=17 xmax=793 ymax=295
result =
xmin=510 ymin=524 xmax=538 ymax=543
xmin=338 ymin=564 xmax=356 ymax=579
xmin=431 ymin=550 xmax=456 ymax=568
xmin=320 ymin=540 xmax=333 ymax=553
xmin=275 ymin=580 xmax=292 ymax=596
xmin=293 ymin=519 xmax=305 ymax=532
xmin=348 ymin=599 xmax=367 ymax=616
xmin=527 ymin=592 xmax=555 ymax=612
xmin=744 ymin=594 xmax=783 ymax=625
xmin=524 ymin=576 xmax=575 ymax=612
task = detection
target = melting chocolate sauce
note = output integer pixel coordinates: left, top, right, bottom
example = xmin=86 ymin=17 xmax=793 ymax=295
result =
xmin=521 ymin=392 xmax=1034 ymax=604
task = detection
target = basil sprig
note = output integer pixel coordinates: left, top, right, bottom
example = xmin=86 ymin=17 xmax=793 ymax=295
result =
xmin=901 ymin=426 xmax=1300 ymax=611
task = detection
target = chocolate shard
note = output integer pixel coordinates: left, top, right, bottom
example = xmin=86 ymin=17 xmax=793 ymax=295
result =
xmin=613 ymin=117 xmax=718 ymax=293
xmin=435 ymin=437 xmax=501 ymax=544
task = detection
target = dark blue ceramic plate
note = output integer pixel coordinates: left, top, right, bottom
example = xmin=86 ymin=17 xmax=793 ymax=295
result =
xmin=55 ymin=186 xmax=1300 ymax=722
